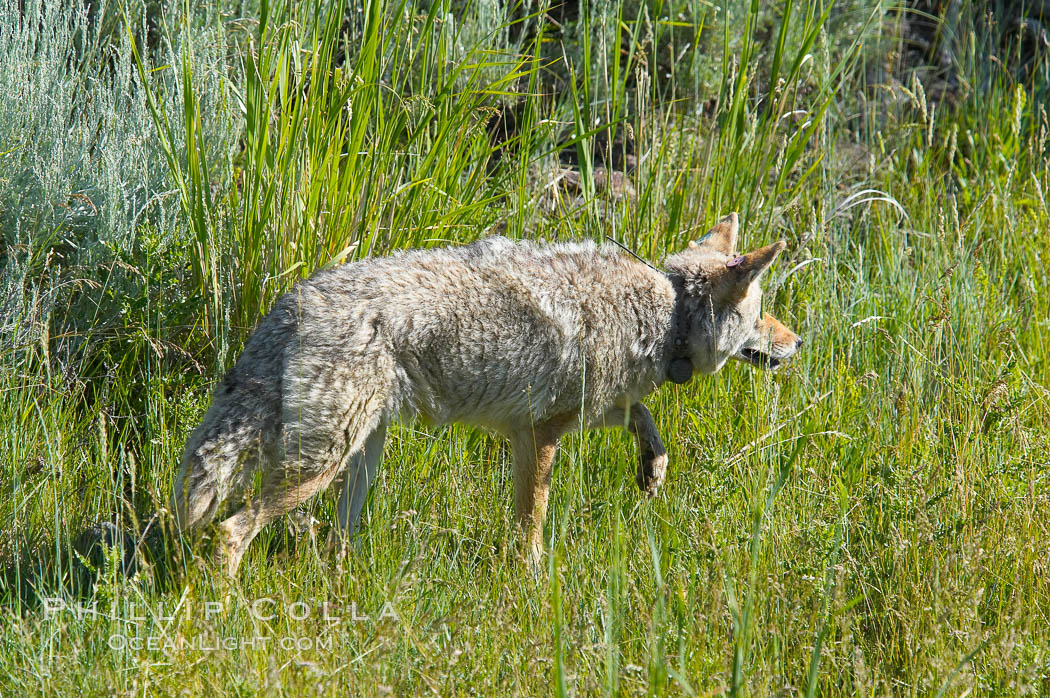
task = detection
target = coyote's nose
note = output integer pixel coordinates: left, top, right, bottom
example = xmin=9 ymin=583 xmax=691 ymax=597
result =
xmin=795 ymin=337 xmax=804 ymax=349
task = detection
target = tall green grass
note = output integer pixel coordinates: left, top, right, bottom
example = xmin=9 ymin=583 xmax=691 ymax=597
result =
xmin=132 ymin=0 xmax=535 ymax=362
xmin=1 ymin=0 xmax=1048 ymax=694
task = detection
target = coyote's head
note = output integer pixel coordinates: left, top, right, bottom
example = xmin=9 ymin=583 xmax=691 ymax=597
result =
xmin=664 ymin=212 xmax=802 ymax=375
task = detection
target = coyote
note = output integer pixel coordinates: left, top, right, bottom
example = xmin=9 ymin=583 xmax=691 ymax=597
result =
xmin=171 ymin=213 xmax=802 ymax=574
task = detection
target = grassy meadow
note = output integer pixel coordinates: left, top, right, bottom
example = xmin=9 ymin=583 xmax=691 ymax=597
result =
xmin=1 ymin=0 xmax=1048 ymax=694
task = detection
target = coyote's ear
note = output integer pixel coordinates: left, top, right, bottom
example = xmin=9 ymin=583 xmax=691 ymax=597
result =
xmin=695 ymin=212 xmax=738 ymax=255
xmin=724 ymin=240 xmax=787 ymax=284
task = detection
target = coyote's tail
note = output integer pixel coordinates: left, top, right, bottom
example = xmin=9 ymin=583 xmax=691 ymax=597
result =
xmin=171 ymin=370 xmax=282 ymax=532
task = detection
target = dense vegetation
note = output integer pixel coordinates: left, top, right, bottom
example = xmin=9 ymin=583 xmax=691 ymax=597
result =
xmin=1 ymin=0 xmax=1047 ymax=693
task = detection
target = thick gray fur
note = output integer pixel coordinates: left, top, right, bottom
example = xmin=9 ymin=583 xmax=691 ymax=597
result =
xmin=171 ymin=213 xmax=801 ymax=574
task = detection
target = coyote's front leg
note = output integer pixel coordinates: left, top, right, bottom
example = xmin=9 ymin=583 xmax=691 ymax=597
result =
xmin=595 ymin=403 xmax=668 ymax=497
xmin=508 ymin=413 xmax=577 ymax=567
xmin=627 ymin=403 xmax=668 ymax=496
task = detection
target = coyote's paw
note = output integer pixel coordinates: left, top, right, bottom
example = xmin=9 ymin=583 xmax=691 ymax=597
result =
xmin=635 ymin=452 xmax=668 ymax=497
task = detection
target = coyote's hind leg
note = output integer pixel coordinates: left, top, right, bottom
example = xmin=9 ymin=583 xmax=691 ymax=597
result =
xmin=213 ymin=349 xmax=394 ymax=576
xmin=214 ymin=467 xmax=341 ymax=577
xmin=214 ymin=409 xmax=389 ymax=576
xmin=331 ymin=421 xmax=387 ymax=548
